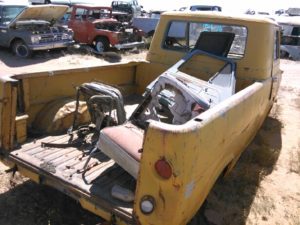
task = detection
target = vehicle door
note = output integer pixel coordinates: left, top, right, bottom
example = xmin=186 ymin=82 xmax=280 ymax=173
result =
xmin=69 ymin=7 xmax=89 ymax=43
xmin=0 ymin=5 xmax=25 ymax=47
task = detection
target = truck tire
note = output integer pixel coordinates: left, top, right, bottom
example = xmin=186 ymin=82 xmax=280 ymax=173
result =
xmin=94 ymin=37 xmax=109 ymax=53
xmin=280 ymin=50 xmax=289 ymax=59
xmin=12 ymin=40 xmax=32 ymax=58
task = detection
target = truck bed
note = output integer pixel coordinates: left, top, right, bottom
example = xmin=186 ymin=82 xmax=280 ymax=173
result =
xmin=7 ymin=95 xmax=143 ymax=222
xmin=9 ymin=134 xmax=135 ymax=215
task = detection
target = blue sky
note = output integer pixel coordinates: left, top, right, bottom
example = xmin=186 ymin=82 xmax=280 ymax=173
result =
xmin=138 ymin=0 xmax=300 ymax=14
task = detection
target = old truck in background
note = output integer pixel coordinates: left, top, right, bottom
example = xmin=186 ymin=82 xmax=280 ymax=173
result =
xmin=0 ymin=11 xmax=281 ymax=225
xmin=68 ymin=4 xmax=143 ymax=52
xmin=0 ymin=3 xmax=73 ymax=57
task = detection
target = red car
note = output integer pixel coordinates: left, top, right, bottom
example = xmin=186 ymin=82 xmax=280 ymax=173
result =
xmin=68 ymin=5 xmax=143 ymax=52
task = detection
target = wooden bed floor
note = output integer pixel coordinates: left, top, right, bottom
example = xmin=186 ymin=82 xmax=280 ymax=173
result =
xmin=9 ymin=133 xmax=136 ymax=213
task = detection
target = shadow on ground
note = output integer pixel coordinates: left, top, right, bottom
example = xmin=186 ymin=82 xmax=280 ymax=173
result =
xmin=0 ymin=47 xmax=70 ymax=68
xmin=190 ymin=115 xmax=282 ymax=225
xmin=0 ymin=179 xmax=103 ymax=225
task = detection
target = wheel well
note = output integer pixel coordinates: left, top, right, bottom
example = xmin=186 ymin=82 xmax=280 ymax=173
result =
xmin=10 ymin=38 xmax=23 ymax=49
xmin=94 ymin=36 xmax=109 ymax=44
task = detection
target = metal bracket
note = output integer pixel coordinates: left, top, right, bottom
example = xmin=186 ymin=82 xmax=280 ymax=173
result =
xmin=5 ymin=165 xmax=18 ymax=177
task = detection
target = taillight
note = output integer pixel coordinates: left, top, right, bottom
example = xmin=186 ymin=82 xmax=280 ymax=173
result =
xmin=155 ymin=158 xmax=172 ymax=179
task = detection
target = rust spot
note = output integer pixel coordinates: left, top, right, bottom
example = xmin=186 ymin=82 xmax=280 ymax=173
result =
xmin=173 ymin=183 xmax=181 ymax=191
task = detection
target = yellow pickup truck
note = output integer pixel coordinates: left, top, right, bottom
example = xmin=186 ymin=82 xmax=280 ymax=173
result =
xmin=0 ymin=12 xmax=281 ymax=225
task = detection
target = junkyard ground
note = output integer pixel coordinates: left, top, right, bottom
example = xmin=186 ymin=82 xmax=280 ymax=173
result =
xmin=0 ymin=48 xmax=299 ymax=225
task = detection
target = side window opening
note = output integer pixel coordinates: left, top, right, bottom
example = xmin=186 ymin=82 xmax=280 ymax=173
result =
xmin=75 ymin=8 xmax=87 ymax=20
xmin=291 ymin=26 xmax=300 ymax=36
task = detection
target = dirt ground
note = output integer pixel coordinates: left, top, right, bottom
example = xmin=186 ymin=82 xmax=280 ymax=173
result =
xmin=0 ymin=49 xmax=299 ymax=225
xmin=0 ymin=46 xmax=147 ymax=75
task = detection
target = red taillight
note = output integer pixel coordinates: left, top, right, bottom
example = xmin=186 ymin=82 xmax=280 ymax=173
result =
xmin=155 ymin=158 xmax=172 ymax=179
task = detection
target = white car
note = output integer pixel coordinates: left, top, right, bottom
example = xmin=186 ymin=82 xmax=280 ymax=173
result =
xmin=29 ymin=0 xmax=50 ymax=3
xmin=276 ymin=16 xmax=300 ymax=60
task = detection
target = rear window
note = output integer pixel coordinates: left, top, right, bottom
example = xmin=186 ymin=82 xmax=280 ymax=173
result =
xmin=163 ymin=21 xmax=248 ymax=59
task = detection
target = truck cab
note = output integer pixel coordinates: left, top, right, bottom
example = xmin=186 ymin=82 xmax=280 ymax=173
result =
xmin=0 ymin=12 xmax=281 ymax=225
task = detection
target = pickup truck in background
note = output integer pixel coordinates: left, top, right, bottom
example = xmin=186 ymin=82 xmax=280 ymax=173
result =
xmin=67 ymin=4 xmax=143 ymax=52
xmin=0 ymin=3 xmax=74 ymax=57
xmin=179 ymin=5 xmax=222 ymax=12
xmin=111 ymin=0 xmax=142 ymax=22
xmin=0 ymin=11 xmax=281 ymax=225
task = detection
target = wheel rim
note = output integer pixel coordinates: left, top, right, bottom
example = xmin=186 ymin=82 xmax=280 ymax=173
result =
xmin=17 ymin=45 xmax=29 ymax=57
xmin=95 ymin=41 xmax=104 ymax=52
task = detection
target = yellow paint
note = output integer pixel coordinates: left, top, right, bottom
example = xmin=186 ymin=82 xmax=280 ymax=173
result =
xmin=79 ymin=199 xmax=130 ymax=225
xmin=15 ymin=114 xmax=29 ymax=144
xmin=0 ymin=12 xmax=282 ymax=225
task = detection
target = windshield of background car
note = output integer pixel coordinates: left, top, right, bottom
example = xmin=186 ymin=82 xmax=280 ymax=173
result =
xmin=0 ymin=6 xmax=25 ymax=26
xmin=163 ymin=21 xmax=248 ymax=59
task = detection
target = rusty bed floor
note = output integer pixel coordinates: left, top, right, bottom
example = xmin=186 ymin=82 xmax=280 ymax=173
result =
xmin=9 ymin=134 xmax=136 ymax=213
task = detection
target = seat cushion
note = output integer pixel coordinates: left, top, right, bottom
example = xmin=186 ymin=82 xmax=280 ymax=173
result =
xmin=97 ymin=122 xmax=144 ymax=178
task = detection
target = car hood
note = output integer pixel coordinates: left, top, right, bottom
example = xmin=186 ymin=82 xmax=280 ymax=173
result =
xmin=9 ymin=5 xmax=68 ymax=27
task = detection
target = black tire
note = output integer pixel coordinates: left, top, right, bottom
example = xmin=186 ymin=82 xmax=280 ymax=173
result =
xmin=94 ymin=37 xmax=109 ymax=53
xmin=12 ymin=40 xmax=32 ymax=58
xmin=280 ymin=50 xmax=289 ymax=59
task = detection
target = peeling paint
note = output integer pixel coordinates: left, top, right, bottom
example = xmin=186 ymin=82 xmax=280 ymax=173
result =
xmin=185 ymin=181 xmax=195 ymax=198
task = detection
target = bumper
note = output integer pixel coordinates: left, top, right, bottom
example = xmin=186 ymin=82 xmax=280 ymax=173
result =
xmin=28 ymin=41 xmax=74 ymax=51
xmin=114 ymin=41 xmax=144 ymax=50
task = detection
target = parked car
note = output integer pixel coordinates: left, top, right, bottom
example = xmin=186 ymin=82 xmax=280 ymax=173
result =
xmin=0 ymin=3 xmax=74 ymax=57
xmin=132 ymin=11 xmax=163 ymax=37
xmin=111 ymin=0 xmax=142 ymax=21
xmin=29 ymin=0 xmax=51 ymax=4
xmin=67 ymin=4 xmax=143 ymax=52
xmin=179 ymin=5 xmax=222 ymax=12
xmin=276 ymin=16 xmax=300 ymax=60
